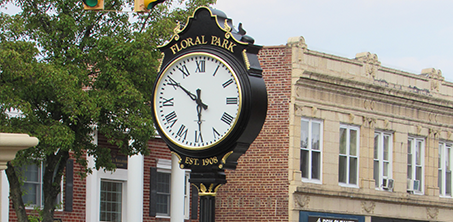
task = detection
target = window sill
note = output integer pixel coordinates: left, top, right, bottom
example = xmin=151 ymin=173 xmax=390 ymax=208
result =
xmin=156 ymin=215 xmax=170 ymax=219
xmin=302 ymin=179 xmax=322 ymax=185
xmin=338 ymin=183 xmax=359 ymax=189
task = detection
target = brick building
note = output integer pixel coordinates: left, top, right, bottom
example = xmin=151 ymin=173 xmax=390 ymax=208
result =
xmin=2 ymin=35 xmax=453 ymax=222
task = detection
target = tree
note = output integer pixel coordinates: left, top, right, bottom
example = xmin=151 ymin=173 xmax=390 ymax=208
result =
xmin=0 ymin=0 xmax=215 ymax=221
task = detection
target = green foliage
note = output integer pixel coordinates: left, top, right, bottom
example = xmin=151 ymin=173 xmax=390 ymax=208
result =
xmin=0 ymin=0 xmax=216 ymax=221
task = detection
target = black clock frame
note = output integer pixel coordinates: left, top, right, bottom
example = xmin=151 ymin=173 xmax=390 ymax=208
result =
xmin=153 ymin=46 xmax=266 ymax=167
xmin=152 ymin=7 xmax=267 ymax=171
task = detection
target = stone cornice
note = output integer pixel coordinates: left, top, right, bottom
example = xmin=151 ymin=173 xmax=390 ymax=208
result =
xmin=0 ymin=133 xmax=39 ymax=170
xmin=294 ymin=185 xmax=453 ymax=210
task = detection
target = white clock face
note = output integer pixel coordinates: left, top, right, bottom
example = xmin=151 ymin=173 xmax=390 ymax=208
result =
xmin=153 ymin=52 xmax=242 ymax=150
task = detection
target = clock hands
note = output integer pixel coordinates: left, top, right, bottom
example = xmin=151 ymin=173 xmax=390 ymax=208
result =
xmin=167 ymin=76 xmax=208 ymax=109
xmin=167 ymin=76 xmax=208 ymax=139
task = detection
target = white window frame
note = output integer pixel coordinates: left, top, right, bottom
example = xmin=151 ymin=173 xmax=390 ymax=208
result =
xmin=374 ymin=131 xmax=393 ymax=190
xmin=438 ymin=141 xmax=452 ymax=197
xmin=156 ymin=159 xmax=171 ymax=218
xmin=407 ymin=136 xmax=425 ymax=194
xmin=338 ymin=124 xmax=360 ymax=187
xmin=300 ymin=118 xmax=323 ymax=183
xmin=184 ymin=171 xmax=190 ymax=220
xmin=155 ymin=159 xmax=191 ymax=219
xmin=99 ymin=179 xmax=126 ymax=222
xmin=21 ymin=163 xmax=63 ymax=210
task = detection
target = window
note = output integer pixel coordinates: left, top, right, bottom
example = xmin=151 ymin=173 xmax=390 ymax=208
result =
xmin=184 ymin=172 xmax=190 ymax=219
xmin=100 ymin=181 xmax=123 ymax=222
xmin=151 ymin=159 xmax=191 ymax=218
xmin=21 ymin=164 xmax=62 ymax=208
xmin=300 ymin=118 xmax=322 ymax=182
xmin=438 ymin=142 xmax=452 ymax=197
xmin=407 ymin=137 xmax=424 ymax=193
xmin=156 ymin=171 xmax=171 ymax=216
xmin=374 ymin=131 xmax=393 ymax=189
xmin=339 ymin=125 xmax=359 ymax=186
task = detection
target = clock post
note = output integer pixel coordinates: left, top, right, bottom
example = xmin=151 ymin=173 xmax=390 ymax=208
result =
xmin=151 ymin=7 xmax=267 ymax=222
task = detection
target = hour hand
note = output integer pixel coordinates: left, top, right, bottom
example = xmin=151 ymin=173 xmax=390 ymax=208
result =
xmin=196 ymin=89 xmax=208 ymax=110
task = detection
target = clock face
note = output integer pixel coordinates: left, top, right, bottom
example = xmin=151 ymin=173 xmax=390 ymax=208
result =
xmin=153 ymin=52 xmax=242 ymax=150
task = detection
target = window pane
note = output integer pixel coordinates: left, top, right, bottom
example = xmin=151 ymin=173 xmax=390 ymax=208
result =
xmin=300 ymin=120 xmax=309 ymax=149
xmin=100 ymin=181 xmax=122 ymax=222
xmin=416 ymin=141 xmax=422 ymax=165
xmin=312 ymin=122 xmax=320 ymax=150
xmin=383 ymin=135 xmax=390 ymax=161
xmin=350 ymin=129 xmax=357 ymax=156
xmin=339 ymin=128 xmax=347 ymax=155
xmin=312 ymin=151 xmax=320 ymax=180
xmin=416 ymin=166 xmax=422 ymax=184
xmin=22 ymin=184 xmax=39 ymax=205
xmin=407 ymin=165 xmax=412 ymax=179
xmin=156 ymin=172 xmax=171 ymax=215
xmin=24 ymin=165 xmax=39 ymax=182
xmin=407 ymin=140 xmax=412 ymax=155
xmin=374 ymin=134 xmax=379 ymax=159
xmin=349 ymin=157 xmax=358 ymax=185
xmin=300 ymin=150 xmax=308 ymax=178
xmin=439 ymin=144 xmax=442 ymax=168
xmin=374 ymin=160 xmax=379 ymax=187
xmin=446 ymin=170 xmax=451 ymax=196
xmin=439 ymin=169 xmax=443 ymax=194
xmin=339 ymin=156 xmax=347 ymax=183
xmin=383 ymin=162 xmax=389 ymax=177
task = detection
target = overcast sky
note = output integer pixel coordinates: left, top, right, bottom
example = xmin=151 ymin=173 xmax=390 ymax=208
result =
xmin=215 ymin=0 xmax=453 ymax=82
xmin=2 ymin=1 xmax=452 ymax=82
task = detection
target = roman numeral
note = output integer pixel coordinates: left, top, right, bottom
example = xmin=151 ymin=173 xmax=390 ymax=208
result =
xmin=212 ymin=64 xmax=220 ymax=76
xmin=222 ymin=79 xmax=234 ymax=88
xmin=212 ymin=127 xmax=221 ymax=139
xmin=176 ymin=124 xmax=188 ymax=140
xmin=164 ymin=111 xmax=177 ymax=127
xmin=220 ymin=112 xmax=234 ymax=125
xmin=226 ymin=97 xmax=238 ymax=104
xmin=162 ymin=97 xmax=174 ymax=106
xmin=195 ymin=130 xmax=203 ymax=143
xmin=195 ymin=60 xmax=206 ymax=73
xmin=167 ymin=76 xmax=178 ymax=89
xmin=177 ymin=65 xmax=190 ymax=78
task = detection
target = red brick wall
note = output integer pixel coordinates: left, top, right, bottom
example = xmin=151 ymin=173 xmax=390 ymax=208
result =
xmin=215 ymin=46 xmax=292 ymax=221
xmin=8 ymin=153 xmax=87 ymax=222
xmin=8 ymin=45 xmax=291 ymax=222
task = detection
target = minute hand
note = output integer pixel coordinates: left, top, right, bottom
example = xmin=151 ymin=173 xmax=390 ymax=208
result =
xmin=168 ymin=76 xmax=197 ymax=101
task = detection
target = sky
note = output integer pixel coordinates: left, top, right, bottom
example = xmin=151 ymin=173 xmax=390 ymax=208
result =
xmin=1 ymin=1 xmax=452 ymax=82
xmin=214 ymin=0 xmax=453 ymax=82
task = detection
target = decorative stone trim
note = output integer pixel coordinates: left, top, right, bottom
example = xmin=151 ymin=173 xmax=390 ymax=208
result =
xmin=361 ymin=201 xmax=376 ymax=214
xmin=294 ymin=194 xmax=310 ymax=208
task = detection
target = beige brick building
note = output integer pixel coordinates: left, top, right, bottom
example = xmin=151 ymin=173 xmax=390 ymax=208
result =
xmin=216 ymin=36 xmax=453 ymax=222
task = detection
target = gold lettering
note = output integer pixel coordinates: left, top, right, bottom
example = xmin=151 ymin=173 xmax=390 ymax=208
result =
xmin=170 ymin=44 xmax=178 ymax=54
xmin=185 ymin=157 xmax=200 ymax=166
xmin=202 ymin=156 xmax=219 ymax=166
xmin=221 ymin=39 xmax=229 ymax=49
xmin=180 ymin=39 xmax=188 ymax=49
xmin=194 ymin=36 xmax=201 ymax=45
xmin=211 ymin=36 xmax=221 ymax=47
xmin=201 ymin=35 xmax=207 ymax=44
xmin=227 ymin=41 xmax=236 ymax=53
xmin=186 ymin=37 xmax=194 ymax=47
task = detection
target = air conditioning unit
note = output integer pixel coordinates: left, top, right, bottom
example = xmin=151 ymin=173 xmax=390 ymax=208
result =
xmin=382 ymin=178 xmax=394 ymax=190
xmin=407 ymin=179 xmax=421 ymax=192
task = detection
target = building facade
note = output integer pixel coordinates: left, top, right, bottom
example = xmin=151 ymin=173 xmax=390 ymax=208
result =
xmin=3 ymin=36 xmax=453 ymax=222
xmin=216 ymin=36 xmax=453 ymax=222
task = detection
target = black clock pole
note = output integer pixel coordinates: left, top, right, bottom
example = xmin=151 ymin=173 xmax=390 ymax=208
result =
xmin=190 ymin=169 xmax=227 ymax=222
xmin=151 ymin=6 xmax=267 ymax=222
